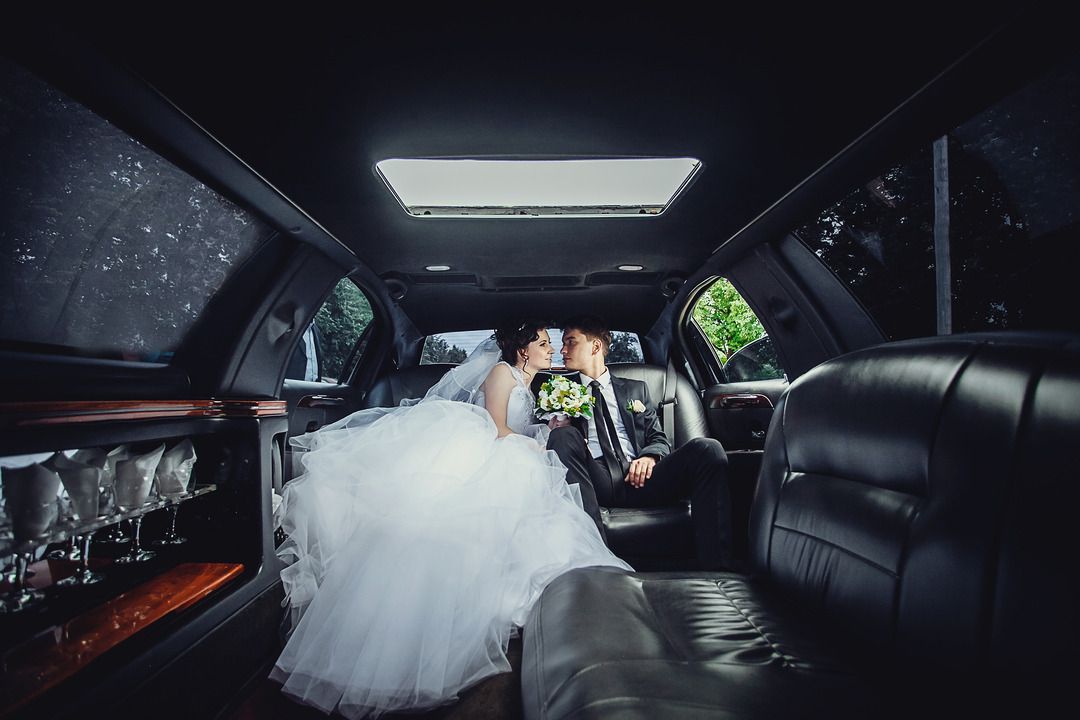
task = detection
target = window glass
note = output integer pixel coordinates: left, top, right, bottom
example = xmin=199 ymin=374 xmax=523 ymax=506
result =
xmin=421 ymin=331 xmax=483 ymax=364
xmin=0 ymin=58 xmax=271 ymax=361
xmin=793 ymin=150 xmax=936 ymax=341
xmin=606 ymin=331 xmax=644 ymax=364
xmin=420 ymin=329 xmax=644 ymax=366
xmin=793 ymin=54 xmax=1079 ymax=339
xmin=691 ymin=277 xmax=785 ymax=381
xmin=376 ymin=157 xmax=702 ymax=218
xmin=948 ymin=56 xmax=1080 ymax=333
xmin=285 ymin=278 xmax=374 ymax=383
xmin=723 ymin=336 xmax=783 ymax=383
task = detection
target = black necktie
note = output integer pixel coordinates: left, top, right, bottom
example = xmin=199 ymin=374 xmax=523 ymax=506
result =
xmin=590 ymin=380 xmax=628 ymax=482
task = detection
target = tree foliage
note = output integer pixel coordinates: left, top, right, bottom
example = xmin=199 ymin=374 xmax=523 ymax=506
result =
xmin=691 ymin=278 xmax=766 ymax=363
xmin=314 ymin=279 xmax=374 ymax=380
xmin=607 ymin=331 xmax=643 ymax=363
xmin=1 ymin=66 xmax=269 ymax=358
xmin=422 ymin=336 xmax=467 ymax=364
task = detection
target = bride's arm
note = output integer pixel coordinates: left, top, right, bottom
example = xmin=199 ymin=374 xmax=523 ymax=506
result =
xmin=482 ymin=364 xmax=519 ymax=438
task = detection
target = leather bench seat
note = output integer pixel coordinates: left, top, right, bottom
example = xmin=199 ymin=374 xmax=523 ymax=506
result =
xmin=522 ymin=333 xmax=1080 ymax=719
xmin=526 ymin=568 xmax=878 ymax=718
xmin=365 ymin=362 xmax=708 ymax=566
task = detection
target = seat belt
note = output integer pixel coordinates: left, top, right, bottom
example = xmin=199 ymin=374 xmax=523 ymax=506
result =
xmin=660 ymin=360 xmax=678 ymax=444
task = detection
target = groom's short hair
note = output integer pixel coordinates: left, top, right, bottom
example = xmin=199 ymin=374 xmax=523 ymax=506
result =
xmin=561 ymin=315 xmax=612 ymax=355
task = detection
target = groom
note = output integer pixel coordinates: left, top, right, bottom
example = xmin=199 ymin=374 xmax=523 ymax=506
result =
xmin=546 ymin=315 xmax=734 ymax=570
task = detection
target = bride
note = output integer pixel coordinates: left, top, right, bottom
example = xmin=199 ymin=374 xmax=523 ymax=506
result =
xmin=270 ymin=321 xmax=631 ymax=718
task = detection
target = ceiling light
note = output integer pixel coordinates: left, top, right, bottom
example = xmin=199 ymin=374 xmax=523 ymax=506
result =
xmin=425 ymin=265 xmax=452 ymax=272
xmin=618 ymin=264 xmax=645 ymax=271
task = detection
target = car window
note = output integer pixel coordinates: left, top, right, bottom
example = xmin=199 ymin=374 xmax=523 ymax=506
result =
xmin=691 ymin=277 xmax=785 ymax=381
xmin=421 ymin=331 xmax=486 ymax=364
xmin=285 ymin=277 xmax=374 ymax=383
xmin=0 ymin=58 xmax=271 ymax=362
xmin=420 ymin=329 xmax=645 ymax=366
xmin=723 ymin=336 xmax=784 ymax=383
xmin=794 ymin=54 xmax=1080 ymax=338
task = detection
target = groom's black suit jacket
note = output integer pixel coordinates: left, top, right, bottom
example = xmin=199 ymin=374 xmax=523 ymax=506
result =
xmin=565 ymin=371 xmax=671 ymax=462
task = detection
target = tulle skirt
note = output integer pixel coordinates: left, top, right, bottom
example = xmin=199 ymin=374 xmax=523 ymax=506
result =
xmin=270 ymin=399 xmax=630 ymax=718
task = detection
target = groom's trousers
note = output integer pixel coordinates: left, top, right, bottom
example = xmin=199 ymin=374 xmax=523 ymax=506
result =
xmin=548 ymin=427 xmax=734 ymax=570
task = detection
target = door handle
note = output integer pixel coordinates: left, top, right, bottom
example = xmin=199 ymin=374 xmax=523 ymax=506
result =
xmin=712 ymin=393 xmax=774 ymax=409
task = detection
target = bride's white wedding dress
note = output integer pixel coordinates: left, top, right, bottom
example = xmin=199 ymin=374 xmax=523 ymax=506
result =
xmin=270 ymin=339 xmax=630 ymax=718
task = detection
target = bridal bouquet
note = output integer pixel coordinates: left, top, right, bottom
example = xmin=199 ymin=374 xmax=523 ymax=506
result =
xmin=536 ymin=375 xmax=595 ymax=421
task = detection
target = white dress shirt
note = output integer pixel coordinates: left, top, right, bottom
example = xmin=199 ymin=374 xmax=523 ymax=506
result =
xmin=303 ymin=325 xmax=319 ymax=382
xmin=579 ymin=370 xmax=635 ymax=461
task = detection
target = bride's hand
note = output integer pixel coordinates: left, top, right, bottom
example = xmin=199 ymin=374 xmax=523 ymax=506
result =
xmin=548 ymin=416 xmax=571 ymax=429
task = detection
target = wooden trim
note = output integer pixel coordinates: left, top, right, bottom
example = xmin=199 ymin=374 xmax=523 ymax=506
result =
xmin=217 ymin=399 xmax=288 ymax=417
xmin=0 ymin=399 xmax=288 ymax=428
xmin=0 ymin=562 xmax=244 ymax=715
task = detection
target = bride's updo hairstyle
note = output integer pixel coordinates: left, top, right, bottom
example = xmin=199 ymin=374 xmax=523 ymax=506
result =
xmin=494 ymin=321 xmax=546 ymax=364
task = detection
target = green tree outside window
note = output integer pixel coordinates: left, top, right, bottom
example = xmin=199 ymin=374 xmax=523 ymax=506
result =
xmin=691 ymin=278 xmax=767 ymax=364
xmin=314 ymin=279 xmax=374 ymax=381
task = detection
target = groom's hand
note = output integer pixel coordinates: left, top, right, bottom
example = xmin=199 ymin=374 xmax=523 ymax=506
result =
xmin=548 ymin=416 xmax=571 ymax=429
xmin=625 ymin=456 xmax=656 ymax=488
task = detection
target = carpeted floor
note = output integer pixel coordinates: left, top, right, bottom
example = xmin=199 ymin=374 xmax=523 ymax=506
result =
xmin=227 ymin=638 xmax=523 ymax=720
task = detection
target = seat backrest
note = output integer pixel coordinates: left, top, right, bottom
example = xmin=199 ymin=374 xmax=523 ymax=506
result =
xmin=749 ymin=332 xmax=1080 ymax=678
xmin=366 ymin=362 xmax=707 ymax=449
xmin=608 ymin=363 xmax=707 ymax=449
xmin=363 ymin=364 xmax=456 ymax=408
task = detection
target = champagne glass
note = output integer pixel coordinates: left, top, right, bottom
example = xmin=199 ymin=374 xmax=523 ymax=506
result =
xmin=97 ymin=445 xmax=131 ymax=544
xmin=43 ymin=453 xmax=82 ymax=562
xmin=50 ymin=454 xmax=105 ymax=586
xmin=154 ymin=440 xmax=197 ymax=546
xmin=113 ymin=444 xmax=165 ymax=564
xmin=0 ymin=462 xmax=60 ymax=613
xmin=45 ymin=478 xmax=76 ymax=561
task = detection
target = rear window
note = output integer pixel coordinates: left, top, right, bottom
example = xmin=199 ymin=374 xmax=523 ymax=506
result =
xmin=794 ymin=54 xmax=1080 ymax=338
xmin=421 ymin=329 xmax=644 ymax=366
xmin=0 ymin=58 xmax=272 ymax=361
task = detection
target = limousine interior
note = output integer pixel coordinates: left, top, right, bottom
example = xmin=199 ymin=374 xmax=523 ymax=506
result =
xmin=2 ymin=13 xmax=1077 ymax=719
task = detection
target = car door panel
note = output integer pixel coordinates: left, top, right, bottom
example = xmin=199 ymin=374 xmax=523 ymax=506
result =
xmin=702 ymin=378 xmax=787 ymax=451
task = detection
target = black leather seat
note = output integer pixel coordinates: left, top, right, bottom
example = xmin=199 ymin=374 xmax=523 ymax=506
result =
xmin=363 ymin=363 xmax=456 ymax=408
xmin=365 ymin=362 xmax=708 ymax=565
xmin=522 ymin=333 xmax=1080 ymax=719
xmin=583 ymin=363 xmax=707 ymax=567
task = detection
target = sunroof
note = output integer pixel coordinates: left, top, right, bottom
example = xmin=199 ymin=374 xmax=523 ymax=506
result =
xmin=375 ymin=158 xmax=702 ymax=218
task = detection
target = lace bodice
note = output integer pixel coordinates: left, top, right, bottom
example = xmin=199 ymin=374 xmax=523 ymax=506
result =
xmin=474 ymin=361 xmax=538 ymax=436
xmin=504 ymin=363 xmax=538 ymax=435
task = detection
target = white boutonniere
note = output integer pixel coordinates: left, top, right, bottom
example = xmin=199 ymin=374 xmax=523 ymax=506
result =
xmin=626 ymin=399 xmax=646 ymax=414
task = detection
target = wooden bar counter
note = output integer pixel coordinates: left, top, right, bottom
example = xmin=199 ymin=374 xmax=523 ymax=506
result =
xmin=0 ymin=562 xmax=244 ymax=716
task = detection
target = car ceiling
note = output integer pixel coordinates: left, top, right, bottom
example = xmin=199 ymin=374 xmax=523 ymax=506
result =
xmin=66 ymin=16 xmax=1001 ymax=334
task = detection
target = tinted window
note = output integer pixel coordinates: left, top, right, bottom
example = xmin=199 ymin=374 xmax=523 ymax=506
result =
xmin=0 ymin=59 xmax=271 ymax=361
xmin=794 ymin=55 xmax=1079 ymax=339
xmin=606 ymin=332 xmax=645 ymax=364
xmin=420 ymin=329 xmax=644 ymax=366
xmin=794 ymin=151 xmax=935 ymax=341
xmin=948 ymin=56 xmax=1080 ymax=333
xmin=724 ymin=337 xmax=783 ymax=382
xmin=285 ymin=278 xmax=374 ymax=383
xmin=421 ymin=331 xmax=480 ymax=364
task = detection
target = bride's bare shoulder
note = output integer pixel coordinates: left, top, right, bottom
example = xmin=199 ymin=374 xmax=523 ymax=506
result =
xmin=484 ymin=361 xmax=515 ymax=386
